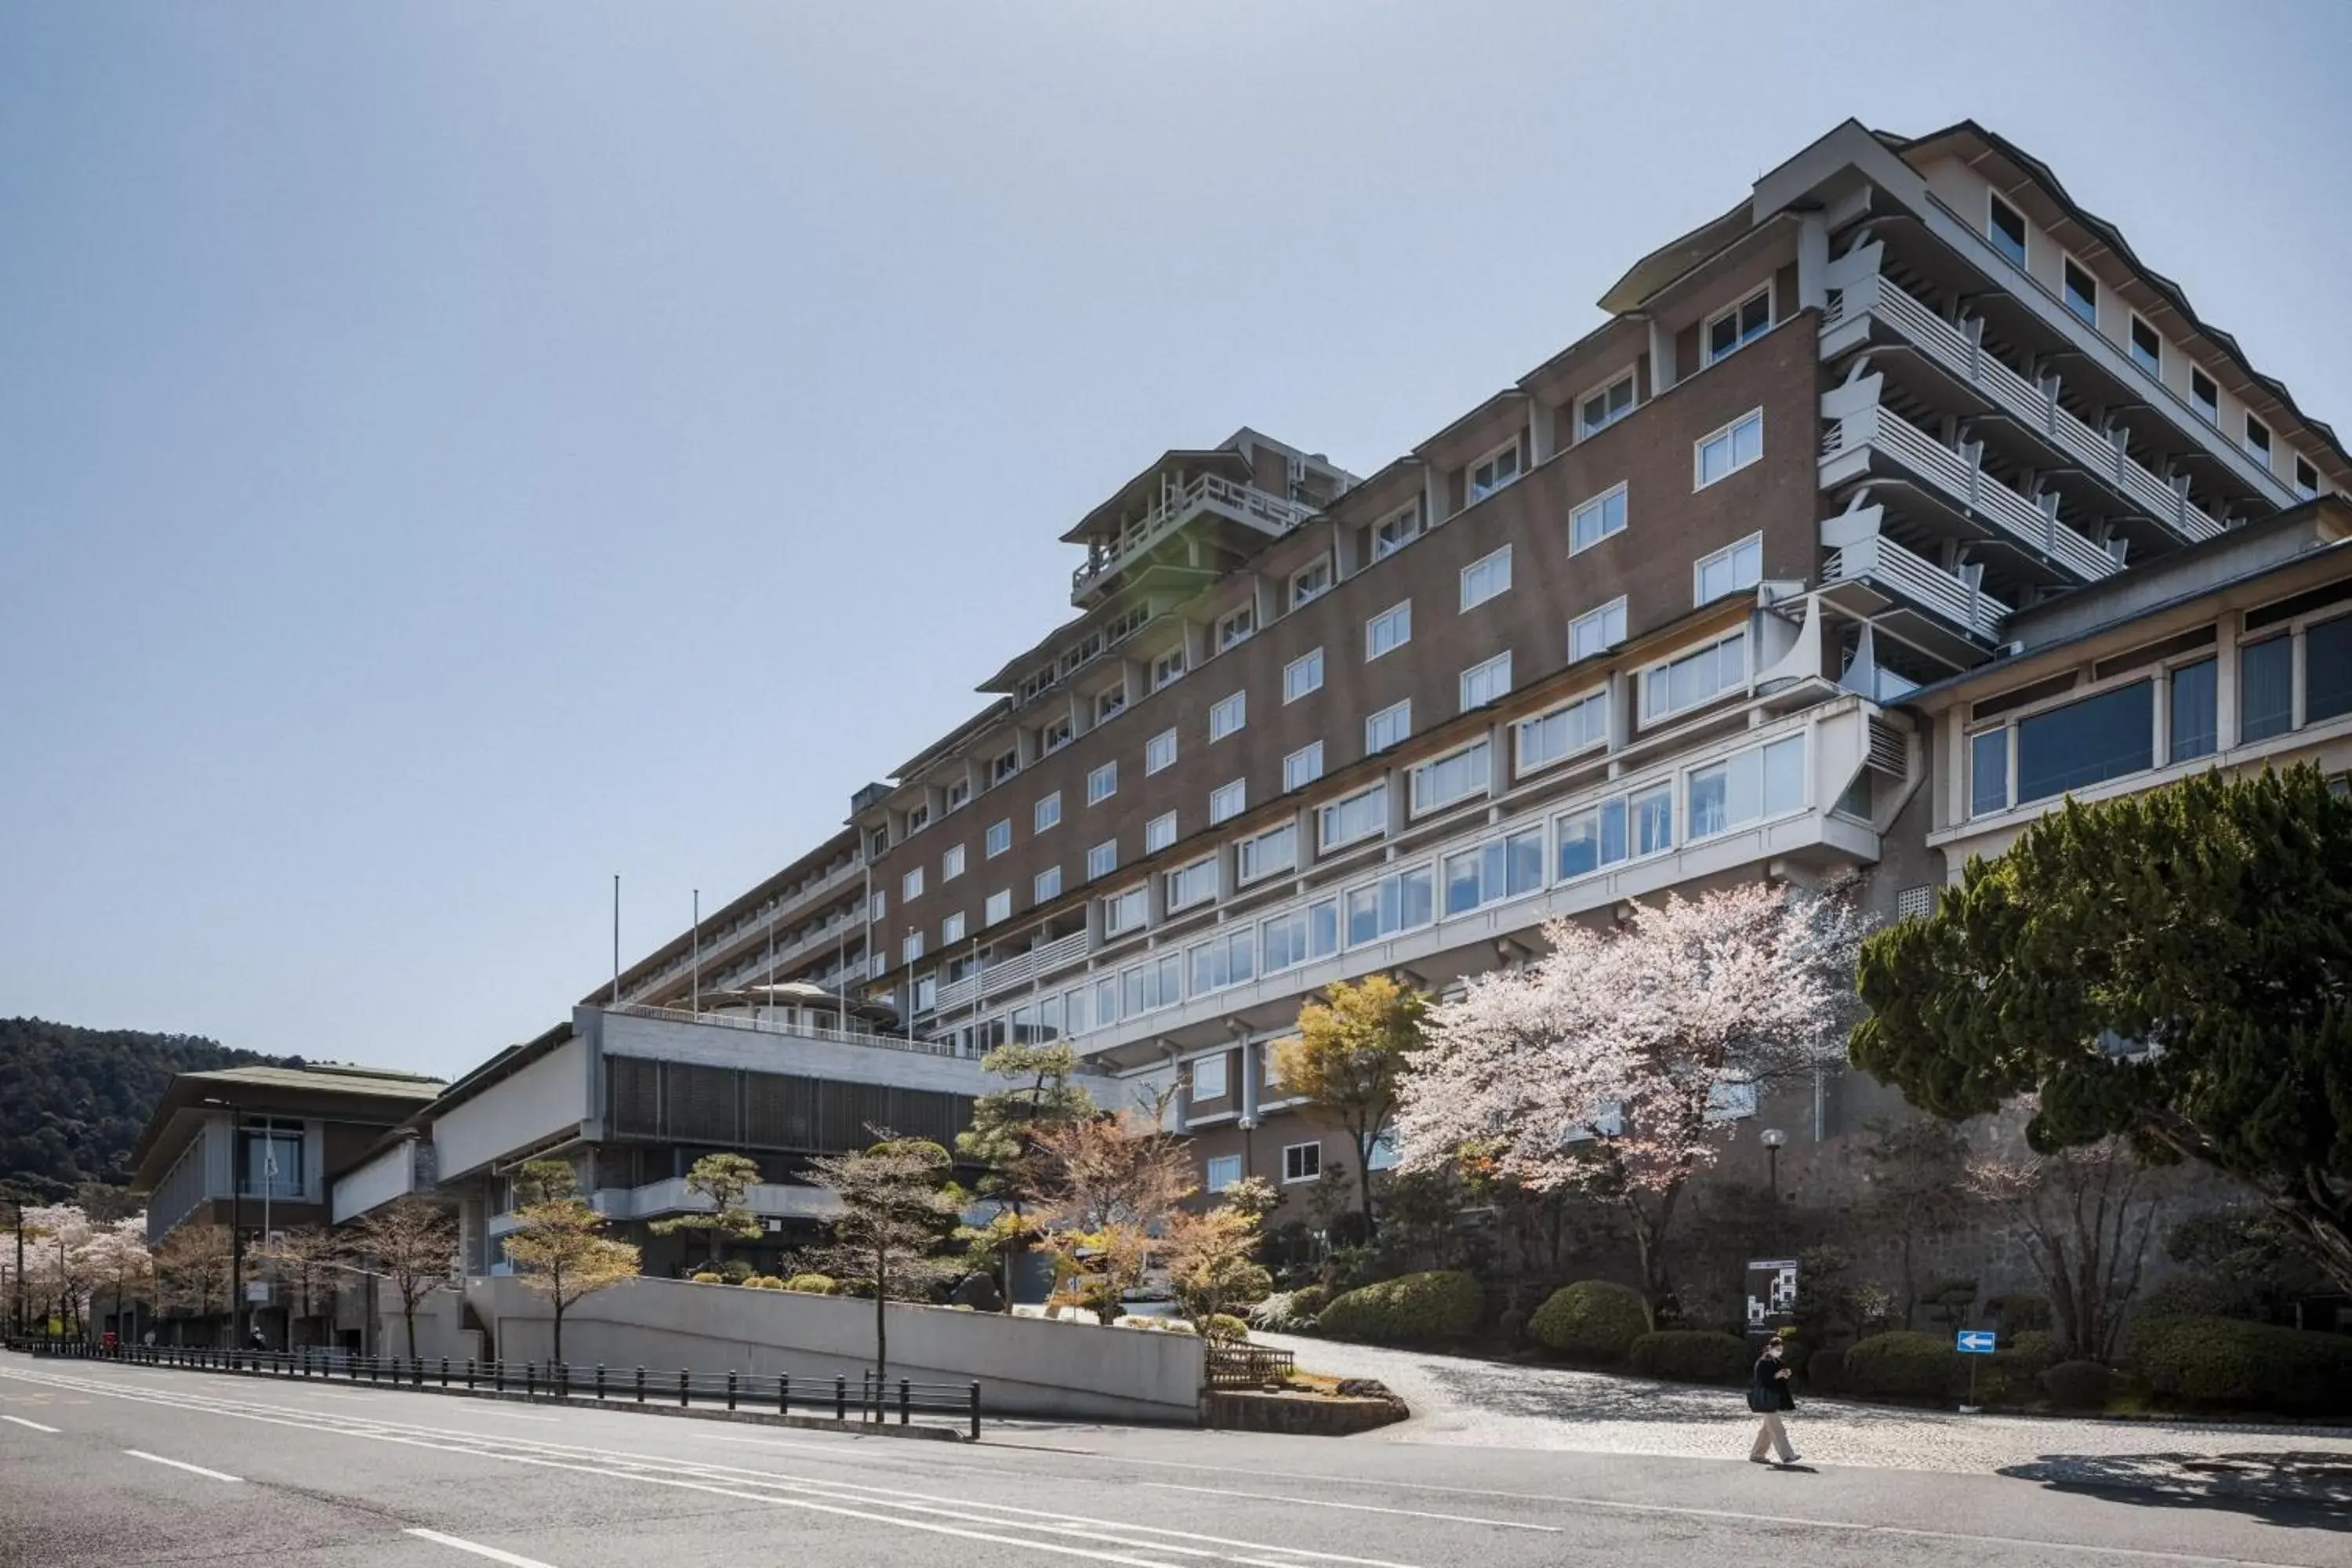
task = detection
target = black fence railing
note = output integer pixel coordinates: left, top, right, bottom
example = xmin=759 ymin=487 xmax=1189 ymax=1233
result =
xmin=1205 ymin=1341 xmax=1295 ymax=1389
xmin=2 ymin=1335 xmax=981 ymax=1440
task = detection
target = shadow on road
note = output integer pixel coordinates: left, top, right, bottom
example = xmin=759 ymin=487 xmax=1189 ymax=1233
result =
xmin=1996 ymin=1450 xmax=2352 ymax=1530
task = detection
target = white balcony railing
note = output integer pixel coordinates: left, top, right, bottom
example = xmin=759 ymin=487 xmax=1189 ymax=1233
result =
xmin=1072 ymin=474 xmax=1314 ymax=597
xmin=931 ymin=929 xmax=1091 ymax=1016
xmin=1822 ymin=398 xmax=2122 ymax=584
xmin=1821 ymin=535 xmax=2011 ymax=641
xmin=1826 ymin=268 xmax=2225 ymax=544
xmin=604 ymin=1001 xmax=960 ymax=1058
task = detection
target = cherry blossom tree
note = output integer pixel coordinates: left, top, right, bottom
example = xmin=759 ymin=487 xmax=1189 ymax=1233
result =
xmin=1396 ymin=880 xmax=1866 ymax=1323
xmin=76 ymin=1215 xmax=154 ymax=1341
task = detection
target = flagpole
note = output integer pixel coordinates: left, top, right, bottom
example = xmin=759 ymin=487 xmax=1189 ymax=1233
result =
xmin=691 ymin=888 xmax=701 ymax=1012
xmin=611 ymin=874 xmax=621 ymax=1006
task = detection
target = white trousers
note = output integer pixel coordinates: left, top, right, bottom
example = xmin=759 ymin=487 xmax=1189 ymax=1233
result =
xmin=1749 ymin=1411 xmax=1795 ymax=1461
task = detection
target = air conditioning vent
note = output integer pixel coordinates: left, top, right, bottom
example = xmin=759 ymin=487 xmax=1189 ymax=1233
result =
xmin=1866 ymin=717 xmax=1907 ymax=776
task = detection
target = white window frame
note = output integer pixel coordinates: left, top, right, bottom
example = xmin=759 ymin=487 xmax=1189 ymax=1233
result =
xmin=905 ymin=804 xmax=930 ymax=834
xmin=1577 ymin=368 xmax=1636 ymax=440
xmin=1570 ymin=483 xmax=1628 ymax=554
xmin=1033 ymin=865 xmax=1062 ymax=902
xmin=1150 ymin=648 xmax=1187 ymax=691
xmin=1216 ymin=603 xmax=1256 ymax=652
xmin=1639 ymin=630 xmax=1749 ymax=723
xmin=1204 ymin=1153 xmax=1243 ymax=1192
xmin=1513 ymin=685 xmax=1610 ymax=778
xmin=1145 ymin=727 xmax=1178 ymax=775
xmin=1094 ymin=684 xmax=1127 ymax=724
xmin=942 ymin=911 xmax=966 ymax=945
xmin=1283 ymin=647 xmax=1324 ymax=704
xmin=1236 ymin=821 xmax=1297 ymax=884
xmin=1459 ymin=651 xmax=1512 ymax=711
xmin=1042 ymin=715 xmax=1073 ymax=755
xmin=985 ymin=818 xmax=1011 ymax=858
xmin=1033 ymin=793 xmax=1062 ymax=832
xmin=1702 ymin=285 xmax=1771 ymax=366
xmin=1693 ymin=409 xmax=1764 ymax=490
xmin=1209 ymin=690 xmax=1247 ymax=742
xmin=902 ymin=868 xmax=924 ymax=900
xmin=1191 ymin=1053 xmax=1229 ymax=1101
xmin=1570 ymin=597 xmax=1628 ymax=662
xmin=2060 ymin=252 xmax=2098 ymax=326
xmin=1282 ymin=1142 xmax=1323 ymax=1184
xmin=1087 ymin=839 xmax=1118 ymax=880
xmin=2129 ymin=314 xmax=2161 ymax=376
xmin=942 ymin=844 xmax=966 ymax=881
xmin=1459 ymin=545 xmax=1512 ymax=611
xmin=1365 ymin=601 xmax=1411 ymax=661
xmin=1164 ymin=856 xmax=1218 ymax=913
xmin=2244 ymin=415 xmax=2273 ymax=464
xmin=1317 ymin=782 xmax=1388 ymax=851
xmin=1693 ymin=531 xmax=1764 ymax=606
xmin=1987 ymin=190 xmax=2028 ymax=268
xmin=1288 ymin=556 xmax=1333 ymax=608
xmin=1144 ymin=811 xmax=1177 ymax=853
xmin=1465 ymin=437 xmax=1523 ymax=505
xmin=984 ymin=889 xmax=1012 ymax=926
xmin=1101 ymin=883 xmax=1147 ymax=937
xmin=1283 ymin=740 xmax=1324 ymax=793
xmin=1365 ymin=699 xmax=1411 ymax=753
xmin=949 ymin=776 xmax=975 ymax=810
xmin=1370 ymin=503 xmax=1421 ymax=561
xmin=1086 ymin=761 xmax=1117 ymax=804
xmin=2190 ymin=367 xmax=2220 ymax=426
xmin=2296 ymin=457 xmax=2321 ymax=500
xmin=1408 ymin=739 xmax=1492 ymax=816
xmin=1208 ymin=778 xmax=1246 ymax=825
xmin=902 ymin=931 xmax=925 ymax=964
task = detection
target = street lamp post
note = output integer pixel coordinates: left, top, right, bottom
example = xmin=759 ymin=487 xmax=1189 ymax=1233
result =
xmin=1760 ymin=1127 xmax=1787 ymax=1200
xmin=201 ymin=1098 xmax=246 ymax=1352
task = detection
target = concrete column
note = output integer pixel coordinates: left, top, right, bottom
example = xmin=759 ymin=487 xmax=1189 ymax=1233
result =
xmin=1528 ymin=402 xmax=1556 ymax=466
xmin=1238 ymin=1036 xmax=1261 ymax=1127
xmin=1648 ymin=318 xmax=1675 ymax=395
xmin=1797 ymin=214 xmax=1829 ymax=312
xmin=1425 ymin=466 xmax=1447 ymax=528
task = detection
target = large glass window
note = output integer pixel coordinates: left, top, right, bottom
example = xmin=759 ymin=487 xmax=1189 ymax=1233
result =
xmin=240 ymin=1119 xmax=304 ymax=1199
xmin=1704 ymin=289 xmax=1770 ymax=365
xmin=1188 ymin=931 xmax=1255 ymax=996
xmin=1515 ymin=690 xmax=1608 ymax=775
xmin=1687 ymin=750 xmax=1762 ymax=840
xmin=1145 ymin=811 xmax=1177 ymax=853
xmin=1208 ymin=779 xmax=1246 ymax=825
xmin=1570 ymin=598 xmax=1627 ymax=662
xmin=2168 ymin=659 xmax=2218 ymax=764
xmin=1460 ymin=652 xmax=1512 ymax=711
xmin=1283 ymin=648 xmax=1324 ymax=703
xmin=1283 ymin=742 xmax=1324 ymax=792
xmin=2240 ymin=637 xmax=2294 ymax=743
xmin=1366 ymin=701 xmax=1411 ymax=753
xmin=1694 ymin=412 xmax=1763 ymax=488
xmin=1556 ymin=797 xmax=1629 ymax=880
xmin=1319 ymin=783 xmax=1387 ymax=850
xmin=1343 ymin=866 xmax=1435 ymax=947
xmin=1570 ymin=486 xmax=1627 ymax=554
xmin=1642 ymin=632 xmax=1746 ymax=720
xmin=1366 ymin=602 xmax=1412 ymax=660
xmin=1165 ymin=858 xmax=1218 ymax=912
xmin=1442 ymin=829 xmax=1545 ymax=916
xmin=1461 ymin=546 xmax=1513 ymax=610
xmin=1467 ymin=441 xmax=1522 ymax=503
xmin=2310 ymin=615 xmax=2352 ymax=726
xmin=1969 ymin=728 xmax=2009 ymax=817
xmin=1410 ymin=741 xmax=1490 ymax=815
xmin=1632 ymin=784 xmax=1674 ymax=857
xmin=2017 ymin=681 xmax=2153 ymax=803
xmin=1579 ymin=372 xmax=1635 ymax=438
xmin=1101 ymin=885 xmax=1147 ymax=937
xmin=1264 ymin=899 xmax=1341 ymax=974
xmin=1693 ymin=533 xmax=1763 ymax=606
xmin=1209 ymin=691 xmax=1247 ymax=742
xmin=1145 ymin=728 xmax=1178 ymax=775
xmin=1237 ymin=822 xmax=1296 ymax=883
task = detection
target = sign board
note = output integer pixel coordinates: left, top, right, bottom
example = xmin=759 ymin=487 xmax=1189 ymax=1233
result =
xmin=245 ymin=1281 xmax=271 ymax=1303
xmin=1744 ymin=1258 xmax=1800 ymax=1331
xmin=1956 ymin=1330 xmax=1997 ymax=1355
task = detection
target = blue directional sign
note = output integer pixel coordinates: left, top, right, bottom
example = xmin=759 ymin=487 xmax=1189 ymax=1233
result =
xmin=1956 ymin=1330 xmax=1998 ymax=1355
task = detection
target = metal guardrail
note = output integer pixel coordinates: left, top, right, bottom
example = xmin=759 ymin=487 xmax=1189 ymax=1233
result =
xmin=2 ymin=1335 xmax=981 ymax=1440
xmin=1204 ymin=1342 xmax=1295 ymax=1389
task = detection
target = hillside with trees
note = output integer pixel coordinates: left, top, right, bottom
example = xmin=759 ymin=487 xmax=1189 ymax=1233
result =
xmin=0 ymin=1017 xmax=285 ymax=1200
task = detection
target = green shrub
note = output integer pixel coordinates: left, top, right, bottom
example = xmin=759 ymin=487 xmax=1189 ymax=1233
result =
xmin=1113 ymin=1314 xmax=1196 ymax=1334
xmin=1528 ymin=1281 xmax=1649 ymax=1363
xmin=1988 ymin=1294 xmax=2053 ymax=1335
xmin=742 ymin=1275 xmax=785 ymax=1290
xmin=1806 ymin=1347 xmax=1844 ymax=1393
xmin=2125 ymin=1313 xmax=2352 ymax=1415
xmin=1842 ymin=1330 xmax=1964 ymax=1400
xmin=2040 ymin=1360 xmax=2112 ymax=1409
xmin=1206 ymin=1314 xmax=1251 ymax=1343
xmin=1993 ymin=1329 xmax=2060 ymax=1384
xmin=1628 ymin=1330 xmax=1749 ymax=1383
xmin=782 ymin=1273 xmax=838 ymax=1295
xmin=1287 ymin=1283 xmax=1330 ymax=1322
xmin=1316 ymin=1271 xmax=1483 ymax=1345
xmin=690 ymin=1271 xmax=726 ymax=1285
xmin=1247 ymin=1291 xmax=1323 ymax=1331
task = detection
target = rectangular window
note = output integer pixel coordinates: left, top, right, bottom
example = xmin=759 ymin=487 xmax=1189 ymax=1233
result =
xmin=1641 ymin=631 xmax=1747 ymax=721
xmin=913 ymin=972 xmax=936 ymax=1012
xmin=1217 ymin=604 xmax=1256 ymax=652
xmin=1145 ymin=728 xmax=1178 ymax=775
xmin=1101 ymin=884 xmax=1146 ymax=936
xmin=1570 ymin=598 xmax=1628 ymax=662
xmin=902 ymin=931 xmax=925 ymax=964
xmin=1261 ymin=901 xmax=1339 ymax=974
xmin=1631 ymin=782 xmax=1674 ymax=857
xmin=1188 ymin=931 xmax=1255 ymax=996
xmin=902 ymin=868 xmax=924 ymax=900
xmin=2190 ymin=368 xmax=2220 ymax=425
xmin=1365 ymin=700 xmax=1411 ymax=753
xmin=1371 ymin=504 xmax=1421 ymax=561
xmin=1087 ymin=761 xmax=1117 ymax=804
xmin=1688 ymin=737 xmax=1799 ymax=840
xmin=1204 ymin=1154 xmax=1243 ymax=1192
xmin=1579 ymin=371 xmax=1635 ymax=438
xmin=1460 ymin=651 xmax=1512 ymax=711
xmin=906 ymin=804 xmax=931 ymax=834
xmin=985 ymin=818 xmax=1011 ymax=857
xmin=2297 ymin=457 xmax=2322 ymax=500
xmin=1145 ymin=811 xmax=1177 ymax=854
xmin=1762 ymin=734 xmax=1806 ymax=815
xmin=1695 ymin=410 xmax=1764 ymax=488
xmin=1988 ymin=192 xmax=2027 ymax=267
xmin=1704 ymin=288 xmax=1771 ymax=365
xmin=1570 ymin=485 xmax=1628 ymax=554
xmin=1283 ymin=648 xmax=1325 ymax=703
xmin=1556 ymin=797 xmax=1629 ymax=880
xmin=1208 ymin=779 xmax=1247 ymax=825
xmin=1034 ymin=793 xmax=1062 ymax=832
xmin=1318 ymin=782 xmax=1388 ymax=851
xmin=2017 ymin=681 xmax=2154 ymax=803
xmin=1087 ymin=839 xmax=1118 ymax=880
xmin=1191 ymin=1054 xmax=1229 ymax=1101
xmin=1043 ymin=716 xmax=1073 ymax=754
xmin=1969 ymin=727 xmax=2010 ymax=817
xmin=2310 ymin=615 xmax=2352 ymax=726
xmin=1410 ymin=739 xmax=1491 ymax=815
xmin=1460 ymin=546 xmax=1512 ymax=611
xmin=1283 ymin=741 xmax=1325 ymax=792
xmin=1515 ymin=689 xmax=1609 ymax=775
xmin=1033 ymin=865 xmax=1063 ymax=902
xmin=1365 ymin=601 xmax=1412 ymax=659
xmin=1290 ymin=557 xmax=1333 ymax=607
xmin=1094 ymin=685 xmax=1127 ymax=724
xmin=1693 ymin=532 xmax=1764 ymax=606
xmin=1467 ymin=439 xmax=1523 ymax=503
xmin=942 ymin=844 xmax=965 ymax=881
xmin=1151 ymin=648 xmax=1186 ymax=691
xmin=2168 ymin=658 xmax=2218 ymax=764
xmin=951 ymin=776 xmax=977 ymax=808
xmin=985 ymin=889 xmax=1012 ymax=924
xmin=1209 ymin=691 xmax=1247 ymax=742
xmin=2245 ymin=416 xmax=2272 ymax=463
xmin=1442 ymin=829 xmax=1545 ymax=916
xmin=1237 ymin=822 xmax=1297 ymax=883
xmin=2130 ymin=315 xmax=2161 ymax=376
xmin=1283 ymin=1142 xmax=1322 ymax=1183
xmin=2062 ymin=257 xmax=2097 ymax=325
xmin=1342 ymin=865 xmax=1434 ymax=947
xmin=1165 ymin=857 xmax=1218 ymax=912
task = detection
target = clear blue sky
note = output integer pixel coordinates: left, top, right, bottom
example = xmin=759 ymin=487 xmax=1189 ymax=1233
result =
xmin=4 ymin=2 xmax=2347 ymax=1080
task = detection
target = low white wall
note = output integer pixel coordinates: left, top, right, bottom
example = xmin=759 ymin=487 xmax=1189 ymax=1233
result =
xmin=462 ymin=1274 xmax=1203 ymax=1424
xmin=375 ymin=1287 xmax=484 ymax=1364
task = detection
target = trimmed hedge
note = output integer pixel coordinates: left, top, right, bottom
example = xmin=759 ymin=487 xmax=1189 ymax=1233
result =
xmin=1629 ymin=1330 xmax=1750 ymax=1384
xmin=1806 ymin=1347 xmax=1844 ymax=1393
xmin=783 ymin=1273 xmax=839 ymax=1295
xmin=2125 ymin=1313 xmax=2352 ymax=1415
xmin=2039 ymin=1360 xmax=2112 ymax=1409
xmin=1288 ymin=1284 xmax=1331 ymax=1322
xmin=1316 ymin=1271 xmax=1483 ymax=1345
xmin=1528 ymin=1281 xmax=1649 ymax=1362
xmin=689 ymin=1271 xmax=727 ymax=1285
xmin=1842 ymin=1331 xmax=1963 ymax=1399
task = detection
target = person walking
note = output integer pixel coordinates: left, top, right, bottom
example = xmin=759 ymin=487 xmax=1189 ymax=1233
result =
xmin=1748 ymin=1335 xmax=1800 ymax=1465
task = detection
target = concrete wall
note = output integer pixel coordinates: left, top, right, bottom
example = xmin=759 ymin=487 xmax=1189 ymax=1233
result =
xmin=333 ymin=1139 xmax=423 ymax=1224
xmin=374 ymin=1286 xmax=485 ymax=1363
xmin=434 ymin=1038 xmax=590 ymax=1181
xmin=459 ymin=1273 xmax=1203 ymax=1424
xmin=591 ymin=1008 xmax=993 ymax=1098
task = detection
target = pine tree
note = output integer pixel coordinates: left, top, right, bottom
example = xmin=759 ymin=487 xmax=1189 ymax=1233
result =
xmin=1277 ymin=975 xmax=1425 ymax=1238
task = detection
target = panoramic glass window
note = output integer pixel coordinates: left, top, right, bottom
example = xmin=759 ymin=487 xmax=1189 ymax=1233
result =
xmin=2016 ymin=681 xmax=2152 ymax=804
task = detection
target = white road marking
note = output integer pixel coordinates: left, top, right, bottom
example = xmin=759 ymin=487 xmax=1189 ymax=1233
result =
xmin=124 ymin=1448 xmax=241 ymax=1482
xmin=1 ymin=1414 xmax=59 ymax=1432
xmin=463 ymin=1410 xmax=561 ymax=1421
xmin=1143 ymin=1481 xmax=1561 ymax=1534
xmin=404 ymin=1527 xmax=563 ymax=1567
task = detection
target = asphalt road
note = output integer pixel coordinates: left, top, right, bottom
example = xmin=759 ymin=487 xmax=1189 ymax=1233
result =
xmin=2 ymin=1352 xmax=2347 ymax=1568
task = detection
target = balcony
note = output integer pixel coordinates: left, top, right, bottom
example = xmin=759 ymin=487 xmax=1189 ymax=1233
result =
xmin=591 ymin=1177 xmax=844 ymax=1224
xmin=1823 ymin=256 xmax=2225 ymax=545
xmin=1070 ymin=474 xmax=1313 ymax=604
xmin=607 ymin=1001 xmax=957 ymax=1058
xmin=1820 ymin=529 xmax=2011 ymax=659
xmin=1820 ymin=383 xmax=2123 ymax=586
xmin=931 ymin=929 xmax=1091 ymax=1016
